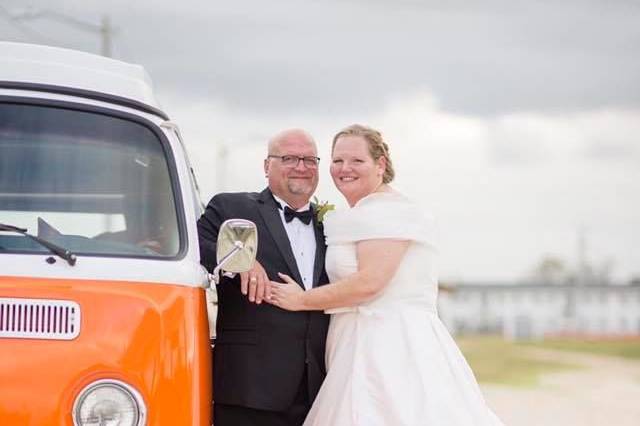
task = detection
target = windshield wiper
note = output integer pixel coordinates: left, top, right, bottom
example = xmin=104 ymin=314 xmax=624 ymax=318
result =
xmin=0 ymin=223 xmax=77 ymax=266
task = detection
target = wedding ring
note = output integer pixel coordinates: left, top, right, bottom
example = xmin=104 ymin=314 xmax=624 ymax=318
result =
xmin=250 ymin=277 xmax=257 ymax=284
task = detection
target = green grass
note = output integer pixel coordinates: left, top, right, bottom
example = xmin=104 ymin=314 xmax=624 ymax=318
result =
xmin=456 ymin=336 xmax=640 ymax=387
xmin=520 ymin=338 xmax=640 ymax=360
xmin=456 ymin=336 xmax=579 ymax=387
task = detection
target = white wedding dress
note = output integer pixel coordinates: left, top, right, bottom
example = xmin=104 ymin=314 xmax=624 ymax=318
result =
xmin=303 ymin=191 xmax=504 ymax=426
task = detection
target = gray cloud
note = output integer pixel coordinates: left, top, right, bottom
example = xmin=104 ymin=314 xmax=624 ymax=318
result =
xmin=2 ymin=0 xmax=639 ymax=117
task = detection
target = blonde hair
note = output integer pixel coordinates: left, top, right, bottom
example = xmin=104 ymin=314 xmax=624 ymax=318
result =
xmin=332 ymin=124 xmax=395 ymax=184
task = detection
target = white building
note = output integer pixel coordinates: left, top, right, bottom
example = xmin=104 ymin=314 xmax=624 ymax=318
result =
xmin=438 ymin=283 xmax=640 ymax=340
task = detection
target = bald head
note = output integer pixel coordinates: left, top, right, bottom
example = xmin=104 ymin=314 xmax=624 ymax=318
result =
xmin=268 ymin=128 xmax=317 ymax=154
xmin=264 ymin=128 xmax=319 ymax=209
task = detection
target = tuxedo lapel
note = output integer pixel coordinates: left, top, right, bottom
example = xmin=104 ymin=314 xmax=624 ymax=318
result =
xmin=312 ymin=213 xmax=326 ymax=287
xmin=257 ymin=189 xmax=304 ymax=288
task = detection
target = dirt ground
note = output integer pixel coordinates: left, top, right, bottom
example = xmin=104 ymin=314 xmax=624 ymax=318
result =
xmin=480 ymin=349 xmax=640 ymax=426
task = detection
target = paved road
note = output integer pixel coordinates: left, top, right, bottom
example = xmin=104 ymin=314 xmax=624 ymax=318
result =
xmin=481 ymin=349 xmax=640 ymax=426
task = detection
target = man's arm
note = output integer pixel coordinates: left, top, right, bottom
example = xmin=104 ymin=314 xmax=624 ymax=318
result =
xmin=197 ymin=195 xmax=225 ymax=273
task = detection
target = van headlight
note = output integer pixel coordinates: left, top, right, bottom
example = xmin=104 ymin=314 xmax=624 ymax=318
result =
xmin=73 ymin=379 xmax=146 ymax=426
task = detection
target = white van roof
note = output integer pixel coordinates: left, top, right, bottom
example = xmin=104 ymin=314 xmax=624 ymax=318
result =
xmin=0 ymin=42 xmax=162 ymax=111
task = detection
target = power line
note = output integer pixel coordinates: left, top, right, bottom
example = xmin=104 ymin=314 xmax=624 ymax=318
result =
xmin=0 ymin=5 xmax=60 ymax=44
xmin=1 ymin=6 xmax=115 ymax=57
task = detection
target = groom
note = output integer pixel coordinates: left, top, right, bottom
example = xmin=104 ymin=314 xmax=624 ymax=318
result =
xmin=197 ymin=129 xmax=330 ymax=426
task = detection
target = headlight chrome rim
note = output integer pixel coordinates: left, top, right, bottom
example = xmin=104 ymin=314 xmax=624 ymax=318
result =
xmin=72 ymin=379 xmax=146 ymax=426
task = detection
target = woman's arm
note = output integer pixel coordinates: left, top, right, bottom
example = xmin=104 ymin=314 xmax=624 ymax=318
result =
xmin=269 ymin=239 xmax=410 ymax=311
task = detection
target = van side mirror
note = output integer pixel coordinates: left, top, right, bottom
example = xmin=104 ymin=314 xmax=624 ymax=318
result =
xmin=209 ymin=219 xmax=258 ymax=285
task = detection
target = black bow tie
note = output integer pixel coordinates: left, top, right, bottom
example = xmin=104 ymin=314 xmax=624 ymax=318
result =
xmin=283 ymin=206 xmax=313 ymax=225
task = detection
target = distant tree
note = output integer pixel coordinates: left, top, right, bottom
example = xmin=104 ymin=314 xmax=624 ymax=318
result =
xmin=531 ymin=255 xmax=568 ymax=284
xmin=530 ymin=254 xmax=614 ymax=285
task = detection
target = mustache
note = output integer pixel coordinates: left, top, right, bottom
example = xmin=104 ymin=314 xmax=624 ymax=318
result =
xmin=287 ymin=173 xmax=315 ymax=177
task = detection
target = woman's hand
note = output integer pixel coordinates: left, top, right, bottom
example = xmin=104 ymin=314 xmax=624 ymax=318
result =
xmin=268 ymin=273 xmax=306 ymax=311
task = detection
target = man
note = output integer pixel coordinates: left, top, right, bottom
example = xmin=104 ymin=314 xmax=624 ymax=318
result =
xmin=197 ymin=129 xmax=330 ymax=426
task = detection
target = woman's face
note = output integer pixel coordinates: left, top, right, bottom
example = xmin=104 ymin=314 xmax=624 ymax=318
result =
xmin=330 ymin=135 xmax=386 ymax=207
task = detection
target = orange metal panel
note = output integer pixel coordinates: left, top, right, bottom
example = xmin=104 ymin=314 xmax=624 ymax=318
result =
xmin=0 ymin=276 xmax=212 ymax=425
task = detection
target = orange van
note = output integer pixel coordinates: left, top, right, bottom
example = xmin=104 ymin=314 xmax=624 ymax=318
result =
xmin=0 ymin=42 xmax=251 ymax=425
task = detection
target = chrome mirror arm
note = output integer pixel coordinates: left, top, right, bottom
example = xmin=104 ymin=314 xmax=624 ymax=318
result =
xmin=208 ymin=241 xmax=244 ymax=285
xmin=208 ymin=218 xmax=257 ymax=286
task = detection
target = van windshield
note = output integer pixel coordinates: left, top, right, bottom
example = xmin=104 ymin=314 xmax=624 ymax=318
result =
xmin=0 ymin=102 xmax=181 ymax=257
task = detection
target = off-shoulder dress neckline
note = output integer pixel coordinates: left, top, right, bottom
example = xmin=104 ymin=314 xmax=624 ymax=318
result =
xmin=352 ymin=188 xmax=405 ymax=208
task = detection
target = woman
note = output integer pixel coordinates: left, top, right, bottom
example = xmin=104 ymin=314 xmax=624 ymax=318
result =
xmin=268 ymin=124 xmax=503 ymax=425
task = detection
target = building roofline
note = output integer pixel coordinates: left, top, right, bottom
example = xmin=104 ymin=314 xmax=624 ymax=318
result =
xmin=443 ymin=282 xmax=638 ymax=290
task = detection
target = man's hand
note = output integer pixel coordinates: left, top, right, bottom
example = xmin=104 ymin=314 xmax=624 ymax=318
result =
xmin=239 ymin=261 xmax=270 ymax=304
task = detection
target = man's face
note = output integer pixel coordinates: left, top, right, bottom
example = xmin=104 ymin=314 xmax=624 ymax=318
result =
xmin=264 ymin=131 xmax=319 ymax=207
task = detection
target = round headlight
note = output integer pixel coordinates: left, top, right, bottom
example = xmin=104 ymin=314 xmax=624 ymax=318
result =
xmin=73 ymin=379 xmax=146 ymax=426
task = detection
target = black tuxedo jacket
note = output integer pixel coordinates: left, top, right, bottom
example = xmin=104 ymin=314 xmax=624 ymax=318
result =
xmin=197 ymin=188 xmax=330 ymax=411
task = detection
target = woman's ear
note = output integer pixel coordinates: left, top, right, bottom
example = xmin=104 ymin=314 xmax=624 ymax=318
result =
xmin=376 ymin=156 xmax=387 ymax=178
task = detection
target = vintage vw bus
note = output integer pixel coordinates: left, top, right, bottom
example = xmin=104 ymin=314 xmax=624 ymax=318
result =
xmin=0 ymin=42 xmax=251 ymax=425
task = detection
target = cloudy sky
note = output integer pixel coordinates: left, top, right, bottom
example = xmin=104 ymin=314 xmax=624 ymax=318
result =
xmin=2 ymin=0 xmax=639 ymax=282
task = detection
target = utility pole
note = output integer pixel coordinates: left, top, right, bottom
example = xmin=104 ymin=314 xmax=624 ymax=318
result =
xmin=7 ymin=8 xmax=115 ymax=58
xmin=99 ymin=15 xmax=113 ymax=58
xmin=577 ymin=226 xmax=588 ymax=285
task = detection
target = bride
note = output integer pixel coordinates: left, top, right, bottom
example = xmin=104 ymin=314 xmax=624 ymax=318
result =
xmin=268 ymin=124 xmax=504 ymax=426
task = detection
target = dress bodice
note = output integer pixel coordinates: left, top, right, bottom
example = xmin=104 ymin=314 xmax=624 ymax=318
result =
xmin=323 ymin=191 xmax=438 ymax=313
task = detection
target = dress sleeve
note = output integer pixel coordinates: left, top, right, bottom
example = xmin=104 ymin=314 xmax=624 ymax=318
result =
xmin=323 ymin=194 xmax=437 ymax=248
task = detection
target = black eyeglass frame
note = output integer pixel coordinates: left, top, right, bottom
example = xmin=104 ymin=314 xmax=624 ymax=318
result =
xmin=267 ymin=155 xmax=321 ymax=168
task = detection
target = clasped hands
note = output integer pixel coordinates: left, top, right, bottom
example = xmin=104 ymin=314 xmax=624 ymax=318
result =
xmin=239 ymin=261 xmax=304 ymax=310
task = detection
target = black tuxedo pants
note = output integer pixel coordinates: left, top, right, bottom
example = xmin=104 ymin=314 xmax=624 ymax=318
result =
xmin=213 ymin=369 xmax=311 ymax=426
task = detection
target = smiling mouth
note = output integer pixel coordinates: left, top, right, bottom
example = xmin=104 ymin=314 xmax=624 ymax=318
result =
xmin=339 ymin=177 xmax=357 ymax=182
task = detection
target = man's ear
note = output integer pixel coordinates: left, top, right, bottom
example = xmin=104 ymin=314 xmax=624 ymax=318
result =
xmin=264 ymin=158 xmax=270 ymax=177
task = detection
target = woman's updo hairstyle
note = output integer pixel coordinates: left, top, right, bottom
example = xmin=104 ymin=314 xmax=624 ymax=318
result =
xmin=331 ymin=124 xmax=395 ymax=184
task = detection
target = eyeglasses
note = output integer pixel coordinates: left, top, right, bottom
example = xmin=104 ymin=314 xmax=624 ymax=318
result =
xmin=267 ymin=155 xmax=320 ymax=168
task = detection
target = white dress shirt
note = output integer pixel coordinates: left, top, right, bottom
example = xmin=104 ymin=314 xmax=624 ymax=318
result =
xmin=272 ymin=194 xmax=317 ymax=290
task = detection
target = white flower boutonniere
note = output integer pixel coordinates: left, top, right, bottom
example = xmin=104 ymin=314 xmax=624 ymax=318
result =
xmin=312 ymin=196 xmax=335 ymax=223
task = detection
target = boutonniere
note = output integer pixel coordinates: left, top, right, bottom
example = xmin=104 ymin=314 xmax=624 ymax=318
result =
xmin=312 ymin=196 xmax=335 ymax=223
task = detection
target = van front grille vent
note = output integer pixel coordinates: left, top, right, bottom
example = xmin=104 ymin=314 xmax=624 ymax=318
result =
xmin=0 ymin=298 xmax=81 ymax=340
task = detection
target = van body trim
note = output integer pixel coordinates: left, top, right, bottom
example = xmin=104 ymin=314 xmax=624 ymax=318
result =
xmin=0 ymin=81 xmax=169 ymax=120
